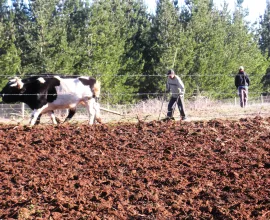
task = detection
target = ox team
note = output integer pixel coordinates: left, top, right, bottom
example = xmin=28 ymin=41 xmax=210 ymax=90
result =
xmin=0 ymin=75 xmax=101 ymax=126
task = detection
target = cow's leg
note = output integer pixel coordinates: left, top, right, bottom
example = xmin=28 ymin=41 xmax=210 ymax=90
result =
xmin=63 ymin=107 xmax=76 ymax=123
xmin=30 ymin=105 xmax=49 ymax=126
xmin=94 ymin=102 xmax=101 ymax=123
xmin=85 ymin=98 xmax=96 ymax=125
xmin=48 ymin=111 xmax=58 ymax=125
xmin=35 ymin=114 xmax=42 ymax=125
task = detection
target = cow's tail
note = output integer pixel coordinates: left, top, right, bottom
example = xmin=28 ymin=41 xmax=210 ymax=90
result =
xmin=93 ymin=81 xmax=101 ymax=99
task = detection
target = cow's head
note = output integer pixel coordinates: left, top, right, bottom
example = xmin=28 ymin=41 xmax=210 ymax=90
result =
xmin=0 ymin=77 xmax=25 ymax=103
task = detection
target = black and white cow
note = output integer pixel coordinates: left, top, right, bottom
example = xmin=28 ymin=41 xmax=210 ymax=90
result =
xmin=0 ymin=75 xmax=101 ymax=126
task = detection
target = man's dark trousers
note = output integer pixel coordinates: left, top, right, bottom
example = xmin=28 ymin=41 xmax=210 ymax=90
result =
xmin=167 ymin=96 xmax=185 ymax=118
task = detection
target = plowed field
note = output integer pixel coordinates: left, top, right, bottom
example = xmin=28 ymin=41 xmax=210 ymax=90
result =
xmin=0 ymin=116 xmax=269 ymax=219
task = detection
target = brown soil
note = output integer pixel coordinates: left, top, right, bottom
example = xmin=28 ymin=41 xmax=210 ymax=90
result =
xmin=0 ymin=116 xmax=269 ymax=219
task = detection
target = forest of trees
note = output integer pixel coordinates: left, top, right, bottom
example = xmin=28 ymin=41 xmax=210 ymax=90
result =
xmin=0 ymin=0 xmax=270 ymax=104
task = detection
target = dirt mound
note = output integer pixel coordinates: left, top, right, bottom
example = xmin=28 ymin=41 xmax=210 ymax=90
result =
xmin=0 ymin=116 xmax=269 ymax=219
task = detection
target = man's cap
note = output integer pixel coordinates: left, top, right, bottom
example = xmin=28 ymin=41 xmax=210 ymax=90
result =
xmin=239 ymin=66 xmax=244 ymax=70
xmin=167 ymin=69 xmax=175 ymax=75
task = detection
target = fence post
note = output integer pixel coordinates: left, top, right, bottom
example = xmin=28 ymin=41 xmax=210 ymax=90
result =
xmin=261 ymin=95 xmax=264 ymax=104
xmin=22 ymin=103 xmax=25 ymax=119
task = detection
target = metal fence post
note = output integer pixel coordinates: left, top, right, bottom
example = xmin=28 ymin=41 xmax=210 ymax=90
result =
xmin=22 ymin=103 xmax=25 ymax=119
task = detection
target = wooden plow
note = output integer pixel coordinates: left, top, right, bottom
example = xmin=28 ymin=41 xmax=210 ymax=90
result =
xmin=100 ymin=107 xmax=123 ymax=116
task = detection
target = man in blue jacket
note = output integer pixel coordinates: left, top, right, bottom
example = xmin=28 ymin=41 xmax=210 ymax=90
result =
xmin=235 ymin=66 xmax=250 ymax=107
xmin=166 ymin=69 xmax=186 ymax=120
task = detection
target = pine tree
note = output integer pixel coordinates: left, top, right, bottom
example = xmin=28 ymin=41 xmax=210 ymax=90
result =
xmin=84 ymin=0 xmax=125 ymax=103
xmin=229 ymin=1 xmax=269 ymax=96
xmin=11 ymin=0 xmax=76 ymax=75
xmin=61 ymin=0 xmax=91 ymax=75
xmin=116 ymin=0 xmax=151 ymax=103
xmin=259 ymin=0 xmax=270 ymax=57
xmin=140 ymin=0 xmax=181 ymax=98
xmin=175 ymin=0 xmax=268 ymax=98
xmin=27 ymin=0 xmax=76 ymax=74
xmin=0 ymin=0 xmax=20 ymax=88
xmin=259 ymin=0 xmax=270 ymax=90
xmin=178 ymin=0 xmax=236 ymax=98
xmin=12 ymin=0 xmax=41 ymax=74
xmin=84 ymin=0 xmax=151 ymax=103
xmin=1 ymin=0 xmax=269 ymax=102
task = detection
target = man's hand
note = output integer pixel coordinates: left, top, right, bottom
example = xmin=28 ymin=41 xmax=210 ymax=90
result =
xmin=178 ymin=88 xmax=184 ymax=95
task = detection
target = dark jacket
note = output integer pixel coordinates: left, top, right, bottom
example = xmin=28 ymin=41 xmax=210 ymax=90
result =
xmin=235 ymin=71 xmax=250 ymax=88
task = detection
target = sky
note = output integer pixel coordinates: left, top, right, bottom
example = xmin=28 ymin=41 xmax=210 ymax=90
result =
xmin=145 ymin=0 xmax=267 ymax=23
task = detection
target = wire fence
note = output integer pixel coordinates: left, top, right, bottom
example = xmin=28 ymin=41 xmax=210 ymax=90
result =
xmin=0 ymin=74 xmax=242 ymax=77
xmin=1 ymin=95 xmax=270 ymax=125
xmin=1 ymin=74 xmax=270 ymax=124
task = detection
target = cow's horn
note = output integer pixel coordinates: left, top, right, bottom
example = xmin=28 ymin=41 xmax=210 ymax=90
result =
xmin=9 ymin=78 xmax=17 ymax=83
xmin=17 ymin=79 xmax=24 ymax=89
xmin=10 ymin=78 xmax=24 ymax=89
xmin=10 ymin=82 xmax=18 ymax=87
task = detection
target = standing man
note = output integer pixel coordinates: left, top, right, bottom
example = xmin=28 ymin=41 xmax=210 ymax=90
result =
xmin=235 ymin=66 xmax=250 ymax=107
xmin=166 ymin=69 xmax=186 ymax=120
